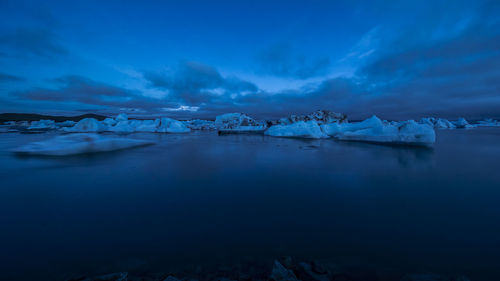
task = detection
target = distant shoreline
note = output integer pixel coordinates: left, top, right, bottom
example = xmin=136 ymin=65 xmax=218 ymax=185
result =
xmin=0 ymin=113 xmax=107 ymax=124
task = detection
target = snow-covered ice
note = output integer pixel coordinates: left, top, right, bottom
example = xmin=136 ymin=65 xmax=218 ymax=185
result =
xmin=28 ymin=120 xmax=56 ymax=130
xmin=156 ymin=117 xmax=191 ymax=133
xmin=277 ymin=110 xmax=347 ymax=125
xmin=321 ymin=115 xmax=383 ymax=136
xmin=56 ymin=120 xmax=76 ymax=127
xmin=265 ymin=121 xmax=327 ymax=139
xmin=336 ymin=120 xmax=435 ymax=146
xmin=454 ymin=117 xmax=475 ymax=129
xmin=477 ymin=118 xmax=500 ymax=127
xmin=184 ymin=119 xmax=216 ymax=130
xmin=214 ymin=113 xmax=265 ymax=129
xmin=63 ymin=118 xmax=108 ymax=132
xmin=420 ymin=117 xmax=456 ymax=129
xmin=320 ymin=116 xmax=435 ymax=146
xmin=13 ymin=134 xmax=154 ymax=156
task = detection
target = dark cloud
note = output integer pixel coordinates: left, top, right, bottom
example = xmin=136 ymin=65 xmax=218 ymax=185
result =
xmin=0 ymin=72 xmax=24 ymax=83
xmin=257 ymin=43 xmax=331 ymax=79
xmin=0 ymin=27 xmax=68 ymax=58
xmin=144 ymin=61 xmax=259 ymax=105
xmin=15 ymin=75 xmax=172 ymax=112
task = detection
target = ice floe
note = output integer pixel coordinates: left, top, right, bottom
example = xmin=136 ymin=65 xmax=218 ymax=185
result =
xmin=419 ymin=117 xmax=456 ymax=129
xmin=156 ymin=117 xmax=191 ymax=133
xmin=28 ymin=119 xmax=56 ymax=130
xmin=63 ymin=118 xmax=108 ymax=132
xmin=453 ymin=117 xmax=475 ymax=129
xmin=277 ymin=110 xmax=347 ymax=125
xmin=13 ymin=133 xmax=154 ymax=156
xmin=335 ymin=119 xmax=436 ymax=146
xmin=476 ymin=118 xmax=500 ymax=127
xmin=265 ymin=121 xmax=328 ymax=139
xmin=183 ymin=119 xmax=216 ymax=130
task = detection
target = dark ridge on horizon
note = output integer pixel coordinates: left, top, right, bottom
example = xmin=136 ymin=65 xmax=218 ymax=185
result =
xmin=0 ymin=113 xmax=107 ymax=124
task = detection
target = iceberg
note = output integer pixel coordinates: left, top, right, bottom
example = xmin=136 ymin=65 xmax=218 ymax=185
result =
xmin=420 ymin=117 xmax=456 ymax=129
xmin=265 ymin=121 xmax=328 ymax=139
xmin=63 ymin=118 xmax=108 ymax=132
xmin=477 ymin=118 xmax=500 ymax=127
xmin=12 ymin=133 xmax=154 ymax=156
xmin=102 ymin=117 xmax=118 ymax=126
xmin=115 ymin=113 xmax=128 ymax=122
xmin=215 ymin=113 xmax=264 ymax=129
xmin=454 ymin=117 xmax=475 ymax=129
xmin=278 ymin=110 xmax=347 ymax=125
xmin=28 ymin=119 xmax=56 ymax=130
xmin=56 ymin=120 xmax=76 ymax=128
xmin=156 ymin=117 xmax=191 ymax=133
xmin=321 ymin=115 xmax=383 ymax=136
xmin=184 ymin=119 xmax=216 ymax=130
xmin=133 ymin=119 xmax=161 ymax=132
xmin=336 ymin=120 xmax=435 ymax=146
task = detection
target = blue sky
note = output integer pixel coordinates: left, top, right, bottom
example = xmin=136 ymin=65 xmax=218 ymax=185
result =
xmin=0 ymin=0 xmax=499 ymax=119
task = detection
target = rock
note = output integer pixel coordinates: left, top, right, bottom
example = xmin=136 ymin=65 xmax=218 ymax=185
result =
xmin=270 ymin=260 xmax=299 ymax=281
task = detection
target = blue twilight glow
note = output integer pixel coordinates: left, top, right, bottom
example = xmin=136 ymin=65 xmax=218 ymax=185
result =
xmin=0 ymin=0 xmax=499 ymax=119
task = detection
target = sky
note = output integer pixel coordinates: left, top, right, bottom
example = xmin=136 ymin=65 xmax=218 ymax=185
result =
xmin=0 ymin=0 xmax=499 ymax=120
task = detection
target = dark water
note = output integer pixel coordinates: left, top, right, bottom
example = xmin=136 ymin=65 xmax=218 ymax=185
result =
xmin=1 ymin=129 xmax=500 ymax=280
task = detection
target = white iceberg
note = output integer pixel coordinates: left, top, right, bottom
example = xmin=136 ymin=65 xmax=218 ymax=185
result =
xmin=321 ymin=115 xmax=382 ymax=136
xmin=265 ymin=121 xmax=328 ymax=139
xmin=115 ymin=113 xmax=128 ymax=122
xmin=477 ymin=118 xmax=500 ymax=127
xmin=184 ymin=119 xmax=216 ymax=130
xmin=336 ymin=120 xmax=435 ymax=146
xmin=133 ymin=119 xmax=161 ymax=132
xmin=13 ymin=133 xmax=154 ymax=156
xmin=63 ymin=118 xmax=108 ymax=132
xmin=454 ymin=117 xmax=475 ymax=129
xmin=156 ymin=117 xmax=191 ymax=133
xmin=102 ymin=117 xmax=118 ymax=126
xmin=28 ymin=119 xmax=56 ymax=130
xmin=108 ymin=120 xmax=136 ymax=133
xmin=215 ymin=113 xmax=264 ymax=129
xmin=56 ymin=120 xmax=76 ymax=127
xmin=278 ymin=110 xmax=347 ymax=125
xmin=420 ymin=117 xmax=456 ymax=129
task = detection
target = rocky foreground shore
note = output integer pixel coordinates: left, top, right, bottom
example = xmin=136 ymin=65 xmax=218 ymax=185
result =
xmin=68 ymin=257 xmax=471 ymax=281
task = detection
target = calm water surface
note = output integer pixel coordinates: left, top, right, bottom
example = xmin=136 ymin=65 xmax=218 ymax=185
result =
xmin=1 ymin=129 xmax=500 ymax=280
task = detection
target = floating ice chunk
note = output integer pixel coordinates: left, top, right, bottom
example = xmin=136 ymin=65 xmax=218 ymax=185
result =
xmin=454 ymin=117 xmax=475 ymax=128
xmin=337 ymin=120 xmax=435 ymax=146
xmin=63 ymin=118 xmax=107 ymax=132
xmin=13 ymin=133 xmax=154 ymax=156
xmin=157 ymin=117 xmax=190 ymax=133
xmin=102 ymin=117 xmax=117 ymax=126
xmin=56 ymin=120 xmax=76 ymax=127
xmin=28 ymin=119 xmax=56 ymax=130
xmin=477 ymin=118 xmax=500 ymax=127
xmin=419 ymin=117 xmax=456 ymax=129
xmin=108 ymin=120 xmax=136 ymax=133
xmin=116 ymin=113 xmax=128 ymax=122
xmin=134 ymin=119 xmax=161 ymax=132
xmin=215 ymin=113 xmax=264 ymax=129
xmin=265 ymin=121 xmax=328 ymax=139
xmin=321 ymin=115 xmax=383 ymax=136
xmin=184 ymin=119 xmax=216 ymax=130
xmin=278 ymin=110 xmax=347 ymax=125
